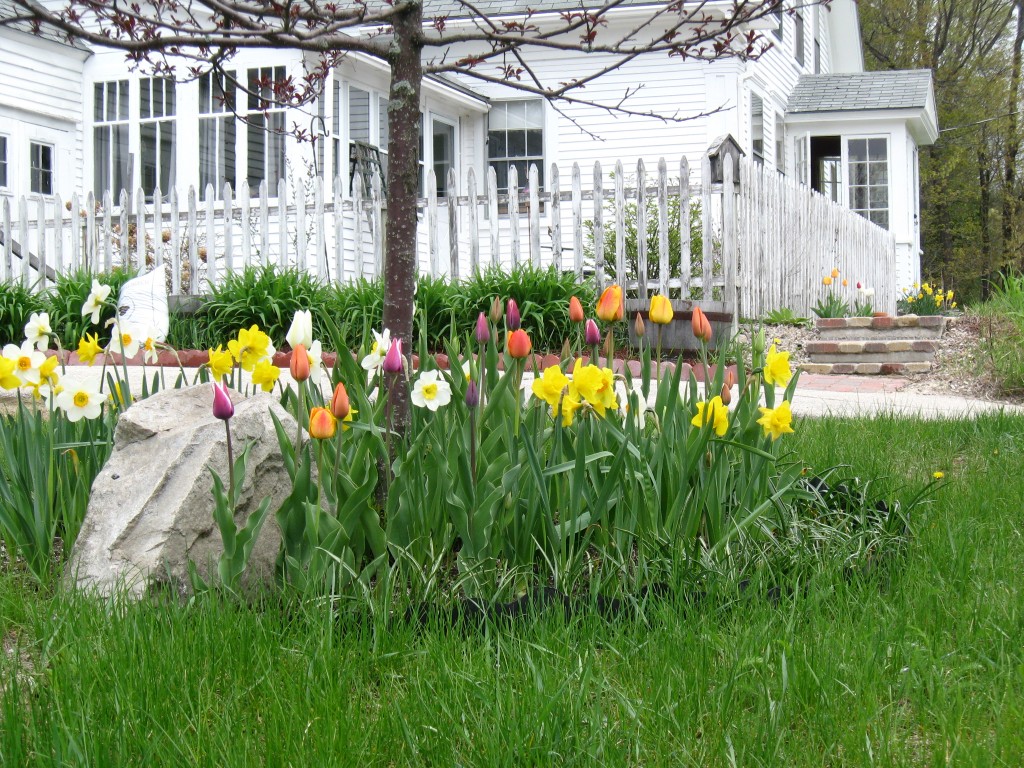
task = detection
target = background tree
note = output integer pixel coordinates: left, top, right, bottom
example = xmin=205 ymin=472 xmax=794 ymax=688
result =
xmin=860 ymin=0 xmax=1015 ymax=297
xmin=4 ymin=0 xmax=822 ymax=420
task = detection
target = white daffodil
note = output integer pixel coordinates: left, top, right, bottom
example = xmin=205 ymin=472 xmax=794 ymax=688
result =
xmin=140 ymin=327 xmax=161 ymax=365
xmin=615 ymin=380 xmax=656 ymax=430
xmin=3 ymin=340 xmax=46 ymax=386
xmin=411 ymin=369 xmax=452 ymax=411
xmin=286 ymin=309 xmax=314 ymax=351
xmin=107 ymin=324 xmax=142 ymax=359
xmin=82 ymin=280 xmax=112 ymax=325
xmin=23 ymin=312 xmax=51 ymax=352
xmin=55 ymin=381 xmax=104 ymax=422
xmin=461 ymin=359 xmax=472 ymax=382
xmin=360 ymin=328 xmax=391 ymax=372
xmin=307 ymin=339 xmax=324 ymax=384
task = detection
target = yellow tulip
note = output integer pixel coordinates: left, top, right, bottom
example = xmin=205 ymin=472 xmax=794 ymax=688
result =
xmin=649 ymin=294 xmax=674 ymax=325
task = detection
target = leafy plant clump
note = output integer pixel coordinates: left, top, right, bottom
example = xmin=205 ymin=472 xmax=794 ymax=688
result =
xmin=763 ymin=307 xmax=812 ymax=328
xmin=975 ymin=272 xmax=1024 ymax=394
xmin=898 ymin=281 xmax=956 ymax=316
xmin=47 ymin=267 xmax=137 ymax=349
xmin=0 ymin=280 xmax=48 ymax=347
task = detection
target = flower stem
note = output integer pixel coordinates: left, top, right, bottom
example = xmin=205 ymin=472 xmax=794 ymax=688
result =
xmin=224 ymin=419 xmax=235 ymax=510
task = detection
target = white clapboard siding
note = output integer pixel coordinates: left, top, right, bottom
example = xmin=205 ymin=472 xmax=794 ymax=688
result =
xmin=2 ymin=156 xmax=898 ymax=319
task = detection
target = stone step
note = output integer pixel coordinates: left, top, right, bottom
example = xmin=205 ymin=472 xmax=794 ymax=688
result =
xmin=801 ymin=362 xmax=933 ymax=376
xmin=805 ymin=339 xmax=940 ymax=364
xmin=816 ymin=315 xmax=947 ymax=340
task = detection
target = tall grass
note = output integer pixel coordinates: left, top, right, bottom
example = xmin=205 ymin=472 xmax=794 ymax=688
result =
xmin=975 ymin=272 xmax=1024 ymax=394
xmin=3 ymin=414 xmax=1023 ymax=764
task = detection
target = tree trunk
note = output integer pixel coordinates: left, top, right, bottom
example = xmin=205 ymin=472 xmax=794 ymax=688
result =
xmin=979 ymin=137 xmax=993 ymax=298
xmin=1004 ymin=0 xmax=1024 ymax=268
xmin=382 ymin=0 xmax=424 ymax=431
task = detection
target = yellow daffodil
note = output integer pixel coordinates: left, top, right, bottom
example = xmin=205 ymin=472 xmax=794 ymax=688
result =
xmin=0 ymin=357 xmax=19 ymax=389
xmin=228 ymin=325 xmax=275 ymax=372
xmin=757 ymin=401 xmax=795 ymax=441
xmin=532 ymin=365 xmax=570 ymax=409
xmin=763 ymin=344 xmax=792 ymax=388
xmin=691 ymin=395 xmax=729 ymax=436
xmin=251 ymin=360 xmax=281 ymax=392
xmin=207 ymin=345 xmax=234 ymax=380
xmin=77 ymin=333 xmax=104 ymax=366
xmin=28 ymin=355 xmax=60 ymax=400
xmin=569 ymin=359 xmax=617 ymax=417
xmin=557 ymin=391 xmax=583 ymax=427
xmin=341 ymin=407 xmax=358 ymax=432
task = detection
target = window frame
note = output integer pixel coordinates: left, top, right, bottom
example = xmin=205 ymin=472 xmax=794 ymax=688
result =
xmin=198 ymin=70 xmax=238 ymax=200
xmin=0 ymin=134 xmax=8 ymax=191
xmin=93 ymin=79 xmax=130 ymax=198
xmin=750 ymin=92 xmax=765 ymax=166
xmin=245 ymin=65 xmax=288 ymax=198
xmin=139 ymin=76 xmax=177 ymax=200
xmin=487 ymin=99 xmax=545 ymax=198
xmin=347 ymin=83 xmax=389 ymax=194
xmin=845 ymin=136 xmax=890 ymax=230
xmin=794 ymin=11 xmax=805 ymax=67
xmin=29 ymin=141 xmax=54 ymax=196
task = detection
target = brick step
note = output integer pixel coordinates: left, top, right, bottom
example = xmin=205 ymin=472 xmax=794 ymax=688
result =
xmin=805 ymin=339 xmax=939 ymax=364
xmin=816 ymin=315 xmax=946 ymax=340
xmin=801 ymin=362 xmax=933 ymax=376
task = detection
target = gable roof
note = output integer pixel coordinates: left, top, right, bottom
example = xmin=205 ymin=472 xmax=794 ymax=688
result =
xmin=788 ymin=70 xmax=933 ymax=114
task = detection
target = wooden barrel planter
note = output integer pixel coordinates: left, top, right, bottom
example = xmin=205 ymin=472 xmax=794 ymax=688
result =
xmin=624 ymin=299 xmax=734 ymax=352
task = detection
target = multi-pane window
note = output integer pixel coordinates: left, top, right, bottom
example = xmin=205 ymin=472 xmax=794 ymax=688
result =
xmin=774 ymin=113 xmax=786 ymax=172
xmin=140 ymin=77 xmax=176 ymax=199
xmin=332 ymin=79 xmax=343 ymax=182
xmin=795 ymin=12 xmax=805 ymax=66
xmin=349 ymin=86 xmax=389 ymax=185
xmin=847 ymin=138 xmax=889 ymax=229
xmin=198 ymin=71 xmax=236 ymax=199
xmin=30 ymin=142 xmax=53 ymax=195
xmin=0 ymin=135 xmax=7 ymax=188
xmin=772 ymin=6 xmax=783 ymax=40
xmin=750 ymin=94 xmax=765 ymax=165
xmin=487 ymin=100 xmax=544 ymax=193
xmin=432 ymin=119 xmax=455 ymax=197
xmin=94 ymin=80 xmax=129 ymax=197
xmin=246 ymin=66 xmax=287 ymax=196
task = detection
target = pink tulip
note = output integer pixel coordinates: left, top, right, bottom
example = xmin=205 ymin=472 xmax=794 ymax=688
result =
xmin=465 ymin=380 xmax=480 ymax=408
xmin=476 ymin=312 xmax=490 ymax=344
xmin=585 ymin=318 xmax=601 ymax=346
xmin=212 ymin=382 xmax=234 ymax=421
xmin=383 ymin=338 xmax=403 ymax=373
xmin=506 ymin=299 xmax=521 ymax=331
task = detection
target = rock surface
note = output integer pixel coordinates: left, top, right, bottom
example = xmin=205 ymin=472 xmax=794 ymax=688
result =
xmin=68 ymin=386 xmax=297 ymax=597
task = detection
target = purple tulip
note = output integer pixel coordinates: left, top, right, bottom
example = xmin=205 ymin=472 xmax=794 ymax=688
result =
xmin=585 ymin=318 xmax=601 ymax=346
xmin=506 ymin=299 xmax=521 ymax=331
xmin=212 ymin=382 xmax=234 ymax=421
xmin=475 ymin=312 xmax=490 ymax=344
xmin=382 ymin=338 xmax=403 ymax=373
xmin=465 ymin=380 xmax=479 ymax=408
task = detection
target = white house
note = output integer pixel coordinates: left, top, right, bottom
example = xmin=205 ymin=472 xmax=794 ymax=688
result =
xmin=0 ymin=0 xmax=936 ymax=294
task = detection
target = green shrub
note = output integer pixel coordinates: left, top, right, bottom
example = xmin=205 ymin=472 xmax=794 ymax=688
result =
xmin=46 ymin=268 xmax=136 ymax=349
xmin=0 ymin=280 xmax=48 ymax=347
xmin=976 ymin=272 xmax=1024 ymax=394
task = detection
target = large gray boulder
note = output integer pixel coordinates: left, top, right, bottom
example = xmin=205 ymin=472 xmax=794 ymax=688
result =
xmin=68 ymin=385 xmax=298 ymax=597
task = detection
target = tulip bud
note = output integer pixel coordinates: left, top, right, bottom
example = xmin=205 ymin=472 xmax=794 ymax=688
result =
xmin=585 ymin=318 xmax=601 ymax=346
xmin=724 ymin=369 xmax=737 ymax=391
xmin=465 ymin=379 xmax=479 ymax=408
xmin=290 ymin=343 xmax=310 ymax=382
xmin=634 ymin=312 xmax=646 ymax=338
xmin=507 ymin=329 xmax=532 ymax=359
xmin=691 ymin=307 xmax=712 ymax=343
xmin=568 ymin=296 xmax=585 ymax=323
xmin=856 ymin=281 xmax=863 ymax=289
xmin=560 ymin=338 xmax=571 ymax=361
xmin=330 ymin=381 xmax=350 ymax=420
xmin=383 ymin=338 xmax=403 ymax=373
xmin=603 ymin=330 xmax=615 ymax=360
xmin=212 ymin=382 xmax=234 ymax=421
xmin=720 ymin=382 xmax=732 ymax=406
xmin=489 ymin=296 xmax=504 ymax=325
xmin=752 ymin=328 xmax=766 ymax=356
xmin=506 ymin=298 xmax=521 ymax=331
xmin=475 ymin=312 xmax=490 ymax=344
xmin=308 ymin=407 xmax=337 ymax=440
xmin=649 ymin=294 xmax=674 ymax=325
xmin=596 ymin=285 xmax=624 ymax=322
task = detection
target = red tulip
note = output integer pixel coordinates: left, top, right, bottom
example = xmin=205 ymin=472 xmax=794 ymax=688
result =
xmin=508 ymin=329 xmax=532 ymax=359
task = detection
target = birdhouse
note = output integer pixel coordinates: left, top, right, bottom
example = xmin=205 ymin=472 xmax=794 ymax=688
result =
xmin=707 ymin=134 xmax=745 ymax=187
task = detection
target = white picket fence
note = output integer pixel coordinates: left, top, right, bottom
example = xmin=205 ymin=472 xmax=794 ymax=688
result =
xmin=0 ymin=153 xmax=897 ymax=317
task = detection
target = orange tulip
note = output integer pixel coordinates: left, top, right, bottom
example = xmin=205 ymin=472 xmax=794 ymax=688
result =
xmin=330 ymin=381 xmax=350 ymax=420
xmin=290 ymin=343 xmax=310 ymax=382
xmin=691 ymin=307 xmax=712 ymax=343
xmin=596 ymin=285 xmax=623 ymax=322
xmin=308 ymin=407 xmax=337 ymax=439
xmin=568 ymin=296 xmax=585 ymax=323
xmin=508 ymin=329 xmax=533 ymax=359
xmin=649 ymin=294 xmax=674 ymax=325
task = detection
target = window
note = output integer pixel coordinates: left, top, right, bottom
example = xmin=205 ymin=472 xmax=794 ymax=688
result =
xmin=30 ymin=142 xmax=53 ymax=195
xmin=247 ymin=66 xmax=287 ymax=196
xmin=0 ymin=135 xmax=7 ymax=188
xmin=432 ymin=119 xmax=456 ymax=197
xmin=814 ymin=39 xmax=821 ymax=74
xmin=140 ymin=77 xmax=176 ymax=199
xmin=772 ymin=6 xmax=783 ymax=40
xmin=94 ymin=80 xmax=129 ymax=196
xmin=199 ymin=72 xmax=236 ymax=199
xmin=349 ymin=86 xmax=389 ymax=187
xmin=750 ymin=94 xmax=764 ymax=165
xmin=774 ymin=113 xmax=786 ymax=172
xmin=847 ymin=137 xmax=889 ymax=229
xmin=488 ymin=100 xmax=544 ymax=194
xmin=795 ymin=12 xmax=805 ymax=66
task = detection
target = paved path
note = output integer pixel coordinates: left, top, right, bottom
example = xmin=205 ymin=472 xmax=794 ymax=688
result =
xmin=3 ymin=363 xmax=1022 ymax=420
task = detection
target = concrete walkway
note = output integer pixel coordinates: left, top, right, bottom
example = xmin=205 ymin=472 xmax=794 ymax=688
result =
xmin=3 ymin=362 xmax=1022 ymax=420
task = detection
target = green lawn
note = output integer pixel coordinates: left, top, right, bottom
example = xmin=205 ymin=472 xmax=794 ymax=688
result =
xmin=2 ymin=414 xmax=1023 ymax=766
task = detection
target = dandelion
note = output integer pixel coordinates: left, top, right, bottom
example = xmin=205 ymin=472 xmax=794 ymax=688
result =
xmin=933 ymin=471 xmax=945 ymax=480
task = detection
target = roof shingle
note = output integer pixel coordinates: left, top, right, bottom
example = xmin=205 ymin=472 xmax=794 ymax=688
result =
xmin=787 ymin=70 xmax=933 ymax=114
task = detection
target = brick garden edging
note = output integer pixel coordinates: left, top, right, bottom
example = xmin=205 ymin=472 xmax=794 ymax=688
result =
xmin=802 ymin=315 xmax=948 ymax=376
